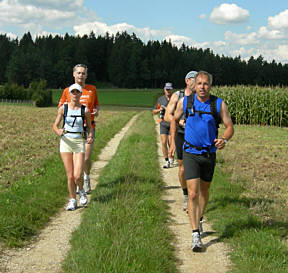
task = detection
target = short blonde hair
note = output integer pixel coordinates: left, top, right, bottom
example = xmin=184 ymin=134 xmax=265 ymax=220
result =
xmin=196 ymin=71 xmax=213 ymax=85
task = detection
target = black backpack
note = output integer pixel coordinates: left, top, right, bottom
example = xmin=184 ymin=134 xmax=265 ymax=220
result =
xmin=185 ymin=94 xmax=221 ymax=137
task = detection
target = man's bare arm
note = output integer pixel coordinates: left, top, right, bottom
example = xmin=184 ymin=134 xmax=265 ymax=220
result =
xmin=169 ymin=98 xmax=184 ymax=155
xmin=214 ymin=101 xmax=234 ymax=149
xmin=220 ymin=101 xmax=234 ymax=141
xmin=164 ymin=92 xmax=178 ymax=123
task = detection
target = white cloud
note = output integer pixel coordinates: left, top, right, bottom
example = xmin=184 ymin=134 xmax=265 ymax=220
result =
xmin=74 ymin=21 xmax=171 ymax=41
xmin=213 ymin=40 xmax=226 ymax=47
xmin=17 ymin=0 xmax=84 ymax=11
xmin=274 ymin=45 xmax=288 ymax=61
xmin=224 ymin=31 xmax=258 ymax=45
xmin=210 ymin=3 xmax=249 ymax=24
xmin=164 ymin=34 xmax=193 ymax=47
xmin=0 ymin=0 xmax=77 ymax=26
xmin=258 ymin=26 xmax=284 ymax=40
xmin=268 ymin=9 xmax=288 ymax=29
xmin=0 ymin=0 xmax=97 ymax=36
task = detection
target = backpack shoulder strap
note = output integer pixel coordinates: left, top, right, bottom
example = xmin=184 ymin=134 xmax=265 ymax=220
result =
xmin=81 ymin=105 xmax=87 ymax=131
xmin=81 ymin=105 xmax=86 ymax=118
xmin=177 ymin=90 xmax=185 ymax=101
xmin=185 ymin=94 xmax=194 ymax=119
xmin=62 ymin=104 xmax=68 ymax=128
xmin=209 ymin=95 xmax=221 ymax=128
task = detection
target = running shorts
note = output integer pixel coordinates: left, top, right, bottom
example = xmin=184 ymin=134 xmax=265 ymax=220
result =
xmin=60 ymin=136 xmax=85 ymax=153
xmin=160 ymin=122 xmax=170 ymax=135
xmin=183 ymin=151 xmax=216 ymax=182
xmin=175 ymin=132 xmax=184 ymax=160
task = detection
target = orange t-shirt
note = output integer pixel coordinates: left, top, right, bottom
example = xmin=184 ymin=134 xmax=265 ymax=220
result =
xmin=58 ymin=84 xmax=99 ymax=128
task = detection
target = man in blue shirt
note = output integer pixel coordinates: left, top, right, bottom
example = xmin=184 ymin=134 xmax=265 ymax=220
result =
xmin=170 ymin=71 xmax=234 ymax=252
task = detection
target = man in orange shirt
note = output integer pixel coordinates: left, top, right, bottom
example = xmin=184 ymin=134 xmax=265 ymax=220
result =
xmin=58 ymin=64 xmax=99 ymax=193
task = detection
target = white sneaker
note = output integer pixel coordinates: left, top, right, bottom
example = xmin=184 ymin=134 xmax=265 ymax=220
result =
xmin=79 ymin=189 xmax=88 ymax=206
xmin=66 ymin=198 xmax=77 ymax=211
xmin=169 ymin=158 xmax=174 ymax=166
xmin=183 ymin=195 xmax=188 ymax=211
xmin=191 ymin=232 xmax=204 ymax=252
xmin=163 ymin=160 xmax=170 ymax=168
xmin=83 ymin=176 xmax=91 ymax=194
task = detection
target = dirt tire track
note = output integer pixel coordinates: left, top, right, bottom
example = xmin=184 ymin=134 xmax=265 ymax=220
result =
xmin=0 ymin=114 xmax=139 ymax=273
xmin=155 ymin=117 xmax=232 ymax=273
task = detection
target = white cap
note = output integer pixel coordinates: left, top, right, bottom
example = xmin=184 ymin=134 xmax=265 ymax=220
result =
xmin=69 ymin=83 xmax=82 ymax=93
xmin=164 ymin=82 xmax=173 ymax=90
xmin=185 ymin=71 xmax=197 ymax=79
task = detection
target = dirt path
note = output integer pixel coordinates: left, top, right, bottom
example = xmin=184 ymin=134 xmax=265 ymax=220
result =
xmin=155 ymin=118 xmax=232 ymax=273
xmin=0 ymin=115 xmax=139 ymax=273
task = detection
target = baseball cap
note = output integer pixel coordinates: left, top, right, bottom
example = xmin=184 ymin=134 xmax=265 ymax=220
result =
xmin=164 ymin=82 xmax=173 ymax=90
xmin=185 ymin=71 xmax=197 ymax=79
xmin=69 ymin=83 xmax=82 ymax=93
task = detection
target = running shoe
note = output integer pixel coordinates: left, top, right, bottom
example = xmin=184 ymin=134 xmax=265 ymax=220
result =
xmin=191 ymin=232 xmax=204 ymax=252
xmin=66 ymin=198 xmax=77 ymax=211
xmin=183 ymin=195 xmax=188 ymax=211
xmin=163 ymin=160 xmax=170 ymax=168
xmin=83 ymin=176 xmax=91 ymax=194
xmin=169 ymin=158 xmax=174 ymax=167
xmin=79 ymin=189 xmax=88 ymax=206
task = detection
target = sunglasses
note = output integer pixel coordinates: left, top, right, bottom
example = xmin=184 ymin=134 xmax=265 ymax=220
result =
xmin=70 ymin=90 xmax=81 ymax=94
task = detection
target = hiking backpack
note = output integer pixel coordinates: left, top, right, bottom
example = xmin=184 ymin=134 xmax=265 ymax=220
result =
xmin=62 ymin=104 xmax=86 ymax=132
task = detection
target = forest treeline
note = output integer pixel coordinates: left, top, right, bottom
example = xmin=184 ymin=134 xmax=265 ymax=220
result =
xmin=1 ymin=31 xmax=288 ymax=88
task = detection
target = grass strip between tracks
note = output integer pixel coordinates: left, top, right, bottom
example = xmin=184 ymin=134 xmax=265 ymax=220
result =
xmin=62 ymin=111 xmax=178 ymax=273
xmin=0 ymin=110 xmax=136 ymax=247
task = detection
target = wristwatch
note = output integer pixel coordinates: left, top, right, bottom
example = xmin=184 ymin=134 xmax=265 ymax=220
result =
xmin=221 ymin=137 xmax=228 ymax=144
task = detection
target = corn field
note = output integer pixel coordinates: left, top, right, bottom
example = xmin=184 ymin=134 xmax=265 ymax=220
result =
xmin=211 ymin=85 xmax=288 ymax=127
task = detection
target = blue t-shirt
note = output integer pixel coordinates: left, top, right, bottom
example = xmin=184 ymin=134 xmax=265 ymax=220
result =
xmin=183 ymin=94 xmax=222 ymax=154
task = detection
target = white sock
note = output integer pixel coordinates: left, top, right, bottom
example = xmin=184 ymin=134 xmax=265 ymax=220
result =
xmin=84 ymin=172 xmax=89 ymax=180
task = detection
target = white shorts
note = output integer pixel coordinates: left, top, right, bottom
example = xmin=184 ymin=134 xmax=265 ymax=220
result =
xmin=60 ymin=136 xmax=85 ymax=153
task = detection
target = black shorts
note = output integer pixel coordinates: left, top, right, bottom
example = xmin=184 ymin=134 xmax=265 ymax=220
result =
xmin=159 ymin=122 xmax=170 ymax=135
xmin=183 ymin=151 xmax=216 ymax=182
xmin=175 ymin=132 xmax=184 ymax=160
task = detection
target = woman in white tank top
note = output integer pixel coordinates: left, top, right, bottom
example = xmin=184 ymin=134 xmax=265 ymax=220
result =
xmin=53 ymin=83 xmax=93 ymax=211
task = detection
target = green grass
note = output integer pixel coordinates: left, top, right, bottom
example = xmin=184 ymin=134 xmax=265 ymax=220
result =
xmin=62 ymin=111 xmax=178 ymax=273
xmin=52 ymin=88 xmax=162 ymax=107
xmin=206 ymin=167 xmax=288 ymax=273
xmin=0 ymin=109 xmax=136 ymax=247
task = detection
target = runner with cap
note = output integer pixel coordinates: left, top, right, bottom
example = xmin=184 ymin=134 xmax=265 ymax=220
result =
xmin=53 ymin=83 xmax=93 ymax=211
xmin=164 ymin=71 xmax=197 ymax=211
xmin=153 ymin=82 xmax=174 ymax=168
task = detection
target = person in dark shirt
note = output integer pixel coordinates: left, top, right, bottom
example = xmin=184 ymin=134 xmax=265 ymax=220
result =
xmin=153 ymin=82 xmax=174 ymax=168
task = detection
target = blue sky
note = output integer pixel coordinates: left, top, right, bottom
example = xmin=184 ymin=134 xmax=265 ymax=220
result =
xmin=1 ymin=0 xmax=288 ymax=63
